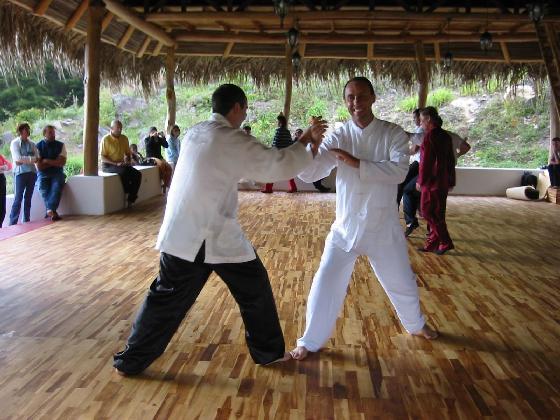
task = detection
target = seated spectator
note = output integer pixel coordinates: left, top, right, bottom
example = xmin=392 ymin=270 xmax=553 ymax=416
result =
xmin=9 ymin=122 xmax=38 ymax=225
xmin=36 ymin=125 xmax=67 ymax=221
xmin=144 ymin=127 xmax=172 ymax=194
xmin=130 ymin=144 xmax=146 ymax=166
xmin=0 ymin=153 xmax=13 ymax=228
xmin=262 ymin=114 xmax=297 ymax=193
xmin=548 ymin=137 xmax=560 ymax=188
xmin=166 ymin=125 xmax=181 ymax=171
xmin=100 ymin=120 xmax=142 ymax=207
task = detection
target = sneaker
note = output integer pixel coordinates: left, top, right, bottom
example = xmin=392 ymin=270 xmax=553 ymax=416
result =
xmin=404 ymin=222 xmax=419 ymax=237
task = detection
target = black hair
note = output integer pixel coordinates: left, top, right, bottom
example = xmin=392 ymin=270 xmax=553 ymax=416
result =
xmin=243 ymin=125 xmax=251 ymax=131
xmin=17 ymin=122 xmax=31 ymax=134
xmin=343 ymin=77 xmax=375 ymax=98
xmin=413 ymin=108 xmax=421 ymax=117
xmin=420 ymin=106 xmax=443 ymax=127
xmin=212 ymin=84 xmax=247 ymax=116
xmin=277 ymin=115 xmax=287 ymax=127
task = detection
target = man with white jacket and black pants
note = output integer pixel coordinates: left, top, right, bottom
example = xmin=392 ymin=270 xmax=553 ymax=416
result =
xmin=291 ymin=77 xmax=438 ymax=361
xmin=114 ymin=84 xmax=326 ymax=375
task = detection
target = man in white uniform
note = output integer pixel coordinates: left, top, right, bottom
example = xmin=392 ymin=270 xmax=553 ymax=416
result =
xmin=291 ymin=77 xmax=438 ymax=360
xmin=114 ymin=84 xmax=326 ymax=375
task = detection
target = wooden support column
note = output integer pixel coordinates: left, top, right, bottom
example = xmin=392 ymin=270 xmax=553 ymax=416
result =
xmin=82 ymin=1 xmax=104 ymax=176
xmin=415 ymin=41 xmax=429 ymax=108
xmin=552 ymin=91 xmax=560 ymax=140
xmin=283 ymin=44 xmax=293 ymax=122
xmin=165 ymin=47 xmax=177 ymax=134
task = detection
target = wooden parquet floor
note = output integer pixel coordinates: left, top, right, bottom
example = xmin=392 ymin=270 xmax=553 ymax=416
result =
xmin=0 ymin=193 xmax=559 ymax=419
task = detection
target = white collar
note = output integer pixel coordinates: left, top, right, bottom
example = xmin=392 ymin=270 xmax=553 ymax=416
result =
xmin=210 ymin=113 xmax=233 ymax=128
xmin=350 ymin=115 xmax=376 ymax=133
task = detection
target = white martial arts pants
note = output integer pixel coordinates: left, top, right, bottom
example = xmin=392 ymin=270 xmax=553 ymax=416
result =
xmin=297 ymin=231 xmax=426 ymax=352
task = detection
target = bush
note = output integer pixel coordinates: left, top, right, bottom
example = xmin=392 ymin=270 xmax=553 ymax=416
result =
xmin=398 ymin=96 xmax=417 ymax=112
xmin=64 ymin=154 xmax=83 ymax=177
xmin=305 ymin=99 xmax=328 ymax=122
xmin=427 ymin=88 xmax=454 ymax=108
xmin=14 ymin=108 xmax=43 ymax=126
xmin=335 ymin=105 xmax=350 ymax=122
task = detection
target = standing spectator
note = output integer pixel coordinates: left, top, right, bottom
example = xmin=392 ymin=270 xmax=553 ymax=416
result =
xmin=9 ymin=122 xmax=38 ymax=225
xmin=0 ymin=153 xmax=13 ymax=227
xmin=144 ymin=127 xmax=172 ymax=194
xmin=36 ymin=125 xmax=66 ymax=221
xmin=397 ymin=109 xmax=422 ymax=210
xmin=262 ymin=114 xmax=297 ymax=193
xmin=144 ymin=127 xmax=169 ymax=160
xmin=100 ymin=120 xmax=142 ymax=206
xmin=166 ymin=125 xmax=181 ymax=171
xmin=548 ymin=137 xmax=560 ymax=188
xmin=417 ymin=107 xmax=456 ymax=255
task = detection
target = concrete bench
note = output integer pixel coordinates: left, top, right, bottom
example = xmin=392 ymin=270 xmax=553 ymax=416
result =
xmin=2 ymin=166 xmax=161 ymax=225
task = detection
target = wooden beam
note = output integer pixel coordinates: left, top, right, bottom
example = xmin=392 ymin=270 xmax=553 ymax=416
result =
xmin=367 ymin=43 xmax=374 ymax=60
xmin=283 ymin=44 xmax=293 ymax=121
xmin=551 ymin=93 xmax=560 ymax=139
xmin=65 ymin=0 xmax=88 ymax=31
xmin=101 ymin=12 xmax=114 ymax=32
xmin=137 ymin=36 xmax=151 ymax=58
xmin=117 ymin=25 xmax=135 ymax=49
xmin=82 ymin=1 xmax=104 ymax=176
xmin=223 ymin=42 xmax=235 ymax=58
xmin=34 ymin=0 xmax=54 ymax=16
xmin=173 ymin=30 xmax=538 ymax=45
xmin=145 ymin=10 xmax=560 ymax=24
xmin=104 ymin=0 xmax=175 ymax=47
xmin=434 ymin=41 xmax=441 ymax=63
xmin=500 ymin=41 xmax=511 ymax=64
xmin=153 ymin=41 xmax=164 ymax=56
xmin=171 ymin=51 xmax=543 ymax=63
xmin=165 ymin=47 xmax=177 ymax=135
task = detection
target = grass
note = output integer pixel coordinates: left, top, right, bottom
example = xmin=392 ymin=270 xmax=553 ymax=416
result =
xmin=398 ymin=88 xmax=455 ymax=112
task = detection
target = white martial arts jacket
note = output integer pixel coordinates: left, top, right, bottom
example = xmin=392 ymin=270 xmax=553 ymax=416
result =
xmin=298 ymin=117 xmax=409 ymax=251
xmin=156 ymin=113 xmax=313 ymax=263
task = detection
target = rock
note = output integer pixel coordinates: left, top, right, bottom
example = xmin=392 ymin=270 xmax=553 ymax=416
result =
xmin=112 ymin=94 xmax=148 ymax=114
xmin=1 ymin=131 xmax=14 ymax=145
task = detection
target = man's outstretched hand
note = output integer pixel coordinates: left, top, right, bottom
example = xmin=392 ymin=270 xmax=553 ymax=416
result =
xmin=329 ymin=148 xmax=360 ymax=168
xmin=299 ymin=119 xmax=328 ymax=155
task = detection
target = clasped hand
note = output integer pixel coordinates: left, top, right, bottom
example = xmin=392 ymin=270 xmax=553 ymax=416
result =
xmin=299 ymin=119 xmax=328 ymax=156
xmin=329 ymin=148 xmax=360 ymax=168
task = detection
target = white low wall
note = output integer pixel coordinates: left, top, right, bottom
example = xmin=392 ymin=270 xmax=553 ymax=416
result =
xmin=451 ymin=167 xmax=541 ymax=196
xmin=3 ymin=166 xmax=161 ymax=225
xmin=240 ymin=167 xmax=542 ymax=197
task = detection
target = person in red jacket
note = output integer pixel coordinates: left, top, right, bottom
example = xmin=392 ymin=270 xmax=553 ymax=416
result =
xmin=416 ymin=107 xmax=456 ymax=255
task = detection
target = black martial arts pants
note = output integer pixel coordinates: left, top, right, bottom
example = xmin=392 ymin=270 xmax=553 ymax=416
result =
xmin=397 ymin=161 xmax=419 ymax=208
xmin=102 ymin=163 xmax=142 ymax=203
xmin=113 ymin=244 xmax=285 ymax=375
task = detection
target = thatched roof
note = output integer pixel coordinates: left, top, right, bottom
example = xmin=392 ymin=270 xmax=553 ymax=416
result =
xmin=0 ymin=0 xmax=558 ymax=90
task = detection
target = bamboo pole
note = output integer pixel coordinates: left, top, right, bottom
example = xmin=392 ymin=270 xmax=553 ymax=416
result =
xmin=82 ymin=1 xmax=104 ymax=176
xmin=283 ymin=44 xmax=293 ymax=122
xmin=65 ymin=0 xmax=88 ymax=31
xmin=34 ymin=0 xmax=54 ymax=16
xmin=165 ymin=47 xmax=177 ymax=135
xmin=104 ymin=0 xmax=175 ymax=47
